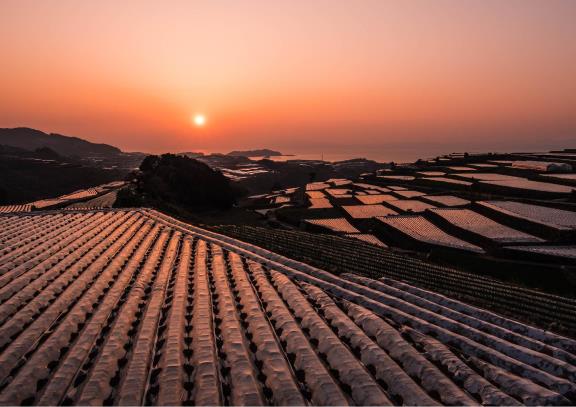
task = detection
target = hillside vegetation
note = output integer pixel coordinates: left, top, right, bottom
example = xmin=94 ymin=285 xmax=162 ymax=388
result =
xmin=117 ymin=154 xmax=237 ymax=210
xmin=0 ymin=145 xmax=126 ymax=204
xmin=0 ymin=127 xmax=120 ymax=157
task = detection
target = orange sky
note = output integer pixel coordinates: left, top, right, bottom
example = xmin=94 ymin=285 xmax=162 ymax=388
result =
xmin=1 ymin=0 xmax=575 ymax=154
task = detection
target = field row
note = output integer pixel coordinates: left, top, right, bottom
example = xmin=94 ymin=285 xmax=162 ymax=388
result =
xmin=0 ymin=209 xmax=575 ymax=405
xmin=214 ymin=225 xmax=576 ymax=334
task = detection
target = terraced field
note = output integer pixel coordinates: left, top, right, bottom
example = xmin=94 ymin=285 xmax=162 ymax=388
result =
xmin=14 ymin=182 xmax=128 ymax=212
xmin=481 ymin=179 xmax=574 ymax=195
xmin=306 ymin=190 xmax=326 ymax=199
xmin=1 ymin=209 xmax=576 ymax=406
xmin=376 ymin=215 xmax=485 ymax=254
xmin=391 ymin=190 xmax=426 ymax=199
xmin=478 ymin=201 xmax=576 ymax=232
xmin=304 ymin=218 xmax=360 ymax=233
xmin=306 ymin=182 xmax=330 ymax=191
xmin=422 ymin=177 xmax=473 ymax=186
xmin=325 ymin=188 xmax=352 ymax=196
xmin=542 ymin=174 xmax=576 ymax=182
xmin=30 ymin=198 xmax=68 ymax=210
xmin=469 ymin=164 xmax=498 ymax=168
xmin=66 ymin=190 xmax=119 ymax=210
xmin=356 ymin=194 xmax=397 ymax=204
xmin=59 ymin=187 xmax=99 ymax=201
xmin=378 ymin=175 xmax=415 ymax=181
xmin=453 ymin=173 xmax=522 ymax=181
xmin=352 ymin=183 xmax=391 ymax=192
xmin=344 ymin=233 xmax=387 ymax=247
xmin=342 ymin=204 xmax=397 ymax=219
xmin=214 ymin=225 xmax=576 ymax=334
xmin=502 ymin=246 xmax=576 ymax=264
xmin=417 ymin=171 xmax=446 ymax=176
xmin=420 ymin=195 xmax=470 ymax=207
xmin=447 ymin=166 xmax=476 ymax=171
xmin=0 ymin=204 xmax=31 ymax=214
xmin=388 ymin=186 xmax=407 ymax=191
xmin=429 ymin=208 xmax=544 ymax=245
xmin=385 ymin=199 xmax=436 ymax=213
xmin=308 ymin=198 xmax=333 ymax=209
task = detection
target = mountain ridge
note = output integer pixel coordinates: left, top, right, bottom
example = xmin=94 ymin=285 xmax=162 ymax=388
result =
xmin=0 ymin=127 xmax=121 ymax=157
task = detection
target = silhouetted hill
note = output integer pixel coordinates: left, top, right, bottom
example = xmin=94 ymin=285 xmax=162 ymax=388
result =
xmin=0 ymin=127 xmax=121 ymax=157
xmin=0 ymin=145 xmax=126 ymax=204
xmin=116 ymin=154 xmax=237 ymax=211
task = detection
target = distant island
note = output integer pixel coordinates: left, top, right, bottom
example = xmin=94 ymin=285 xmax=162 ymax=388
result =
xmin=227 ymin=148 xmax=283 ymax=157
xmin=179 ymin=151 xmax=205 ymax=158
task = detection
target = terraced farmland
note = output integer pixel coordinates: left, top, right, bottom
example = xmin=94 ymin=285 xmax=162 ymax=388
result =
xmin=342 ymin=204 xmax=397 ymax=219
xmin=30 ymin=198 xmax=68 ymax=210
xmin=391 ymin=190 xmax=426 ymax=199
xmin=308 ymin=198 xmax=333 ymax=209
xmin=304 ymin=217 xmax=360 ymax=233
xmin=378 ymin=175 xmax=415 ymax=181
xmin=542 ymin=174 xmax=576 ymax=182
xmin=480 ymin=179 xmax=574 ymax=195
xmin=344 ymin=233 xmax=387 ymax=247
xmin=306 ymin=190 xmax=326 ymax=199
xmin=388 ymin=186 xmax=407 ymax=191
xmin=355 ymin=194 xmax=397 ymax=205
xmin=386 ymin=199 xmax=436 ymax=213
xmin=502 ymin=246 xmax=576 ymax=264
xmin=417 ymin=171 xmax=446 ymax=176
xmin=447 ymin=166 xmax=476 ymax=171
xmin=453 ymin=173 xmax=522 ymax=181
xmin=429 ymin=208 xmax=544 ymax=245
xmin=66 ymin=190 xmax=119 ymax=210
xmin=420 ymin=195 xmax=470 ymax=207
xmin=1 ymin=209 xmax=575 ymax=406
xmin=376 ymin=215 xmax=485 ymax=254
xmin=469 ymin=163 xmax=498 ymax=168
xmin=352 ymin=183 xmax=391 ymax=192
xmin=325 ymin=188 xmax=352 ymax=196
xmin=306 ymin=182 xmax=330 ymax=191
xmin=0 ymin=204 xmax=31 ymax=214
xmin=12 ymin=182 xmax=128 ymax=212
xmin=214 ymin=225 xmax=576 ymax=334
xmin=59 ymin=187 xmax=99 ymax=201
xmin=478 ymin=201 xmax=576 ymax=232
xmin=422 ymin=177 xmax=473 ymax=186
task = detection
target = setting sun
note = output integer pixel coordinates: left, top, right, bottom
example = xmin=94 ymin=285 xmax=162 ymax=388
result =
xmin=193 ymin=114 xmax=206 ymax=127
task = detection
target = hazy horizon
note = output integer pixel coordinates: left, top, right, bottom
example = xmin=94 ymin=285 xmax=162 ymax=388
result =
xmin=1 ymin=0 xmax=575 ymax=154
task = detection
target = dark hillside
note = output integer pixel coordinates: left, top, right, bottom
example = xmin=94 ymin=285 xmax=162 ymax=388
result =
xmin=0 ymin=146 xmax=126 ymax=204
xmin=0 ymin=127 xmax=121 ymax=157
xmin=117 ymin=154 xmax=237 ymax=211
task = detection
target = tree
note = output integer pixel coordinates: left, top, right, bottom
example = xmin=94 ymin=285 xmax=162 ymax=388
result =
xmin=114 ymin=186 xmax=144 ymax=207
xmin=136 ymin=154 xmax=236 ymax=209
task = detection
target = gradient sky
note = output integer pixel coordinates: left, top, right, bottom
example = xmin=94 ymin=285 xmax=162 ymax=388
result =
xmin=1 ymin=0 xmax=575 ymax=155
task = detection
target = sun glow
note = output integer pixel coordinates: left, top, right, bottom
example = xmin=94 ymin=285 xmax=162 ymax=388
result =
xmin=193 ymin=114 xmax=206 ymax=127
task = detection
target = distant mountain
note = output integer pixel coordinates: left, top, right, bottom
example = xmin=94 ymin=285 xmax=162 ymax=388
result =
xmin=0 ymin=127 xmax=121 ymax=157
xmin=0 ymin=144 xmax=127 ymax=204
xmin=227 ymin=148 xmax=282 ymax=157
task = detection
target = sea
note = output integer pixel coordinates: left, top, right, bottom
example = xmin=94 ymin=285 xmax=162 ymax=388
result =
xmin=222 ymin=142 xmax=570 ymax=164
xmin=251 ymin=150 xmax=465 ymax=164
